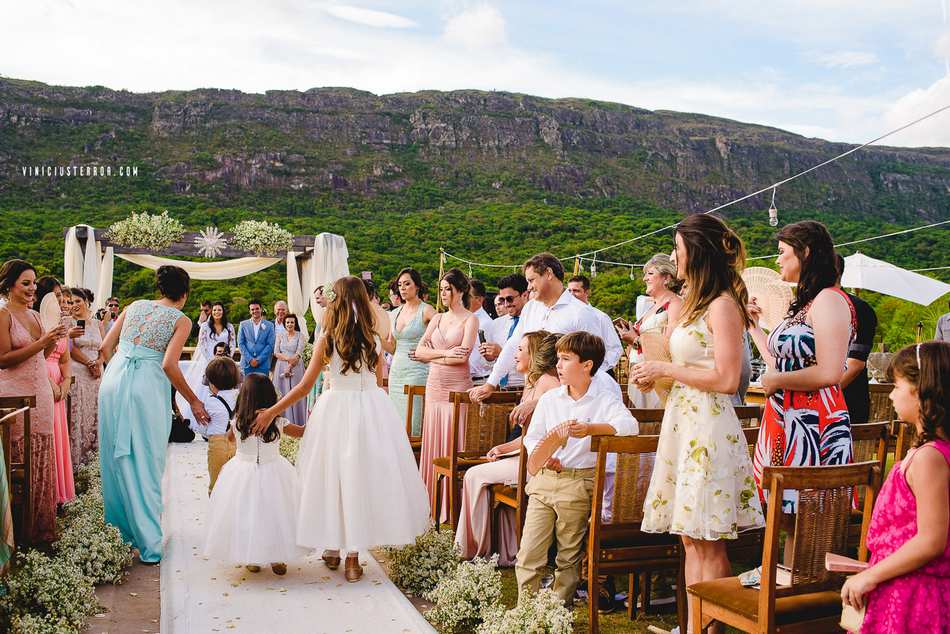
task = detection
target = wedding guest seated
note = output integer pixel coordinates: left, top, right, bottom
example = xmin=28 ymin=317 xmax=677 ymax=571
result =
xmin=455 ymin=330 xmax=560 ymax=565
xmin=515 ymin=331 xmax=637 ymax=606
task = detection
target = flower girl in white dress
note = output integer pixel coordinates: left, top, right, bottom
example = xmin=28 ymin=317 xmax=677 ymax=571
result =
xmin=253 ymin=276 xmax=430 ymax=582
xmin=204 ymin=373 xmax=307 ymax=575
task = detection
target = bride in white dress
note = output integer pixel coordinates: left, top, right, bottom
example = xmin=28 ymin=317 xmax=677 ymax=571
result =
xmin=253 ymin=276 xmax=430 ymax=582
xmin=178 ymin=302 xmax=235 ymax=426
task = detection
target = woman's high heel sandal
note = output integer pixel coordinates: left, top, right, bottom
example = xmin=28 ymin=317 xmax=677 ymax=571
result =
xmin=344 ymin=556 xmax=363 ymax=583
xmin=322 ymin=550 xmax=341 ymax=570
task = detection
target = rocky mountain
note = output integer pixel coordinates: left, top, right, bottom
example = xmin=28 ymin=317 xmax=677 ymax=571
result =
xmin=1 ymin=76 xmax=949 ymax=221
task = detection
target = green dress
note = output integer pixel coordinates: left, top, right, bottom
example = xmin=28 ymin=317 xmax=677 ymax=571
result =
xmin=387 ymin=303 xmax=430 ymax=436
xmin=99 ymin=300 xmax=182 ymax=563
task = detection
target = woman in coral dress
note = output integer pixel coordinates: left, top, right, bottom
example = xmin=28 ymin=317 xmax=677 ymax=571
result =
xmin=41 ymin=289 xmax=74 ymax=504
xmin=416 ymin=268 xmax=479 ymax=523
xmin=0 ymin=260 xmax=64 ymax=543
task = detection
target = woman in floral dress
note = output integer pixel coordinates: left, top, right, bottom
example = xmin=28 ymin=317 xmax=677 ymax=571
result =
xmin=632 ymin=214 xmax=764 ymax=633
xmin=68 ymin=287 xmax=103 ymax=466
xmin=748 ymin=221 xmax=855 ymax=511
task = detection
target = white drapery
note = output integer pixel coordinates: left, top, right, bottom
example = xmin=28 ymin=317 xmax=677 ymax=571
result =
xmin=115 ymin=253 xmax=281 ymax=280
xmin=62 ymin=226 xmax=349 ymax=323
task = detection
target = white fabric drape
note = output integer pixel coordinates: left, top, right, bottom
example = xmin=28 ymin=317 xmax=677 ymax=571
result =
xmin=95 ymin=247 xmax=114 ymax=312
xmin=307 ymin=233 xmax=350 ymax=328
xmin=64 ymin=226 xmax=85 ymax=287
xmin=115 ymin=253 xmax=281 ymax=280
xmin=285 ymin=250 xmax=309 ymax=335
xmin=82 ymin=225 xmax=101 ymax=293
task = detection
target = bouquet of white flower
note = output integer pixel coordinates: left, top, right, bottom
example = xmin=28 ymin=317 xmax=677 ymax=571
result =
xmin=106 ymin=211 xmax=184 ymax=251
xmin=231 ymin=220 xmax=294 ymax=256
xmin=55 ymin=512 xmax=133 ymax=585
xmin=477 ymin=589 xmax=575 ymax=634
xmin=0 ymin=550 xmax=96 ymax=633
xmin=425 ymin=556 xmax=502 ymax=633
xmin=384 ymin=528 xmax=460 ymax=596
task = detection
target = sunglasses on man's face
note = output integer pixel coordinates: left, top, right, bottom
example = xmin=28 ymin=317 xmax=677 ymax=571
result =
xmin=497 ymin=296 xmax=518 ymax=304
xmin=107 ymin=304 xmax=118 ymax=308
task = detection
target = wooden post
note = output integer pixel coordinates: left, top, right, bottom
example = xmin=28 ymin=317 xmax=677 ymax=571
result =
xmin=436 ymin=249 xmax=446 ymax=311
xmin=573 ymin=255 xmax=580 ymax=277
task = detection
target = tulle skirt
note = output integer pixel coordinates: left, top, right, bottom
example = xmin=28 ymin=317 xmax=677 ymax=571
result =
xmin=203 ymin=454 xmax=307 ymax=565
xmin=296 ymin=386 xmax=431 ymax=553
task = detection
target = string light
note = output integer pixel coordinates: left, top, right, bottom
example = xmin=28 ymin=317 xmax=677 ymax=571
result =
xmin=768 ymin=187 xmax=779 ymax=227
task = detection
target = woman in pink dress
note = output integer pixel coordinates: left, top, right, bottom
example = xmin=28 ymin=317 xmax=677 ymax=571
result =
xmin=455 ymin=330 xmax=560 ymax=564
xmin=841 ymin=341 xmax=950 ymax=633
xmin=416 ymin=268 xmax=479 ymax=523
xmin=40 ymin=285 xmax=75 ymax=504
xmin=0 ymin=261 xmax=66 ymax=543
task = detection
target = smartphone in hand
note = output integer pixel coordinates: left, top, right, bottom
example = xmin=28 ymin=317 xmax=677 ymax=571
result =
xmin=478 ymin=329 xmax=487 ymax=344
xmin=76 ymin=319 xmax=86 ymax=329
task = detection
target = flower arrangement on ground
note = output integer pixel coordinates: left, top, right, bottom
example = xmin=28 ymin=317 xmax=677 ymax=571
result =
xmin=0 ymin=550 xmax=97 ymax=633
xmin=231 ymin=220 xmax=293 ymax=256
xmin=384 ymin=527 xmax=460 ymax=597
xmin=477 ymin=589 xmax=575 ymax=634
xmin=424 ymin=556 xmax=502 ymax=633
xmin=106 ymin=211 xmax=184 ymax=251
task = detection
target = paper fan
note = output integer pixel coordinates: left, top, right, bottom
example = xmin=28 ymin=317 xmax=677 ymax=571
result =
xmin=527 ymin=422 xmax=569 ymax=476
xmin=39 ymin=293 xmax=63 ymax=333
xmin=741 ymin=267 xmax=793 ymax=330
xmin=638 ymin=330 xmax=674 ymax=405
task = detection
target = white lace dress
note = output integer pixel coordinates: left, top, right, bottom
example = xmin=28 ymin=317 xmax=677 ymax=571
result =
xmin=296 ymin=345 xmax=430 ymax=553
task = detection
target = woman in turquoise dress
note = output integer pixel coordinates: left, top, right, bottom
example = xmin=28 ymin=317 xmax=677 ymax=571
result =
xmin=382 ymin=268 xmax=435 ymax=436
xmin=98 ymin=266 xmax=210 ymax=563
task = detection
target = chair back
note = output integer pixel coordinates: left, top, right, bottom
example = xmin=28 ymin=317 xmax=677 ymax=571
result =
xmin=893 ymin=419 xmax=918 ymax=461
xmin=403 ymin=384 xmax=426 ymax=442
xmin=868 ymin=383 xmax=896 ymax=422
xmin=759 ymin=461 xmax=880 ymax=607
xmin=450 ymin=390 xmax=521 ymax=456
xmin=591 ymin=434 xmax=661 ymax=527
xmin=734 ymin=405 xmax=763 ymax=428
xmin=627 ymin=408 xmax=663 ymax=436
xmin=0 ymin=396 xmax=36 ymax=546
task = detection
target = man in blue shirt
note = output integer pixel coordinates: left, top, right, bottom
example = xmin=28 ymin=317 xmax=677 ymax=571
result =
xmin=237 ymin=299 xmax=275 ymax=376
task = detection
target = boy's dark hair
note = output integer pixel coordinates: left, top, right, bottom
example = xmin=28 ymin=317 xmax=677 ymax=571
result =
xmin=205 ymin=356 xmax=240 ymax=391
xmin=234 ymin=374 xmax=280 ymax=443
xmin=469 ymin=279 xmax=486 ymax=298
xmin=496 ymin=273 xmax=528 ymax=294
xmin=568 ymin=275 xmax=590 ymax=290
xmin=555 ymin=331 xmax=605 ymax=376
xmin=523 ymin=252 xmax=565 ymax=281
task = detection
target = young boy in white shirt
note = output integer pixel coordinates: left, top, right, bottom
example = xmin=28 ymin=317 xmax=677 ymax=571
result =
xmin=516 ymin=331 xmax=638 ymax=605
xmin=199 ymin=356 xmax=241 ymax=493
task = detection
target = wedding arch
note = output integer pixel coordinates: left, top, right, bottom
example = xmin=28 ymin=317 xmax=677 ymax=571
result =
xmin=62 ymin=224 xmax=349 ymax=332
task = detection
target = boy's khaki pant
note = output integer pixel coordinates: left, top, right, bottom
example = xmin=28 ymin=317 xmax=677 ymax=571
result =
xmin=514 ymin=467 xmax=594 ymax=605
xmin=207 ymin=434 xmax=236 ymax=494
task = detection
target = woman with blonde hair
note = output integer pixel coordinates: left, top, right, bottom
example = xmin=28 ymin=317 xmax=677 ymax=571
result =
xmin=632 ymin=214 xmax=764 ymax=633
xmin=253 ymin=276 xmax=429 ymax=582
xmin=616 ymin=253 xmax=682 ymax=407
xmin=454 ymin=331 xmax=561 ymax=565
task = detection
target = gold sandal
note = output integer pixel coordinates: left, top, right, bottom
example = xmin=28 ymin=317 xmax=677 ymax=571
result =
xmin=321 ymin=550 xmax=341 ymax=570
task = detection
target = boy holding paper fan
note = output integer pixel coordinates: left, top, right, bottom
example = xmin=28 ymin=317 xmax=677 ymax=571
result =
xmin=515 ymin=331 xmax=638 ymax=605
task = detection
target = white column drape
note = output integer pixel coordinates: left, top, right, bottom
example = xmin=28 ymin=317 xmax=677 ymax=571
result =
xmin=285 ymin=250 xmax=309 ymax=336
xmin=307 ymin=233 xmax=350 ymax=329
xmin=115 ymin=253 xmax=280 ymax=280
xmin=64 ymin=227 xmax=84 ymax=287
xmin=95 ymin=247 xmax=114 ymax=312
xmin=81 ymin=226 xmax=101 ymax=294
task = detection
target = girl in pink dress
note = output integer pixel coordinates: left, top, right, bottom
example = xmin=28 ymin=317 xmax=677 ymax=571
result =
xmin=841 ymin=341 xmax=950 ymax=633
xmin=0 ymin=261 xmax=65 ymax=543
xmin=416 ymin=268 xmax=479 ymax=523
xmin=40 ymin=289 xmax=75 ymax=504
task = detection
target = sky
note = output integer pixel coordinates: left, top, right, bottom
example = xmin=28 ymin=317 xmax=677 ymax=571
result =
xmin=3 ymin=0 xmax=950 ymax=147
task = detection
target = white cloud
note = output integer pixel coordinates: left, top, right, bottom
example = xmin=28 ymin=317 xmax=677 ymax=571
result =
xmin=881 ymin=75 xmax=950 ymax=147
xmin=806 ymin=50 xmax=878 ymax=69
xmin=442 ymin=4 xmax=507 ymax=49
xmin=323 ymin=4 xmax=417 ymax=29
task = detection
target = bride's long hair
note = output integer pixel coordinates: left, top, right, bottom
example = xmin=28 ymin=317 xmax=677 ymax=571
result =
xmin=323 ymin=276 xmax=380 ymax=375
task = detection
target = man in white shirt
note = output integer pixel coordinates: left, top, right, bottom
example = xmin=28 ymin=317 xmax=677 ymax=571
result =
xmin=467 ymin=279 xmax=494 ymax=383
xmin=470 ymin=253 xmax=623 ymax=407
xmin=515 ymin=332 xmax=637 ymax=605
xmin=567 ymin=275 xmax=619 ymax=359
xmin=481 ymin=273 xmax=530 ymax=388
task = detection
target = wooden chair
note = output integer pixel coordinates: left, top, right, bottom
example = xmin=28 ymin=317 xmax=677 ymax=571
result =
xmin=688 ymin=461 xmax=881 ymax=634
xmin=846 ymin=422 xmax=890 ymax=556
xmin=868 ymin=383 xmax=895 ymax=422
xmin=893 ymin=419 xmax=918 ymax=462
xmin=403 ymin=384 xmax=425 ymax=465
xmin=0 ymin=396 xmax=35 ymax=546
xmin=432 ymin=390 xmax=520 ymax=528
xmin=735 ymin=405 xmax=764 ymax=428
xmin=588 ymin=433 xmax=685 ymax=634
xmin=487 ymin=425 xmax=530 ymax=552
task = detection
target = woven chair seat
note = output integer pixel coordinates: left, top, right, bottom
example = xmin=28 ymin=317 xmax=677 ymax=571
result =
xmin=689 ymin=577 xmax=841 ymax=626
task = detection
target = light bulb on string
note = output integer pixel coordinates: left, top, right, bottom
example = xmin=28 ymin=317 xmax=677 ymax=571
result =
xmin=629 ymin=266 xmax=636 ymax=281
xmin=590 ymin=258 xmax=598 ymax=278
xmin=768 ymin=186 xmax=779 ymax=227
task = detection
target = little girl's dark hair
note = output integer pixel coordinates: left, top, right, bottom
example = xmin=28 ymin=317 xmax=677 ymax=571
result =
xmin=887 ymin=341 xmax=950 ymax=446
xmin=233 ymin=374 xmax=280 ymax=443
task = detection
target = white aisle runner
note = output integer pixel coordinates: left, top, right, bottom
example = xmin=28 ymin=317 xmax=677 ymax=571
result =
xmin=160 ymin=442 xmax=435 ymax=634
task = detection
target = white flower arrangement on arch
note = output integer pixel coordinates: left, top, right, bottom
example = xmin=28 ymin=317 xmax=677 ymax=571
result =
xmin=106 ymin=211 xmax=185 ymax=251
xmin=231 ymin=220 xmax=294 ymax=256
